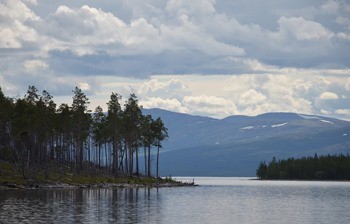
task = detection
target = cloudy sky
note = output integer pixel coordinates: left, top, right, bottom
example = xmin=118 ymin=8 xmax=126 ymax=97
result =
xmin=1 ymin=0 xmax=350 ymax=120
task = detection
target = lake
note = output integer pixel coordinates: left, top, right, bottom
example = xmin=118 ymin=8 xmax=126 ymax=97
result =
xmin=1 ymin=177 xmax=350 ymax=223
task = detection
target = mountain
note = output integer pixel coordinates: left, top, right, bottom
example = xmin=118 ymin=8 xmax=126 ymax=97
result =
xmin=143 ymin=109 xmax=350 ymax=177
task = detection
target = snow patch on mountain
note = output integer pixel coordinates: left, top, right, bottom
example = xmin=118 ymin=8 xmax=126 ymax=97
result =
xmin=271 ymin=123 xmax=288 ymax=128
xmin=240 ymin=122 xmax=289 ymax=130
xmin=298 ymin=114 xmax=335 ymax=125
xmin=240 ymin=126 xmax=255 ymax=130
xmin=320 ymin=120 xmax=334 ymax=125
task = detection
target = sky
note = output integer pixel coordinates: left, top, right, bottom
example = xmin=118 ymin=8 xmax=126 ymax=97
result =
xmin=1 ymin=0 xmax=350 ymax=120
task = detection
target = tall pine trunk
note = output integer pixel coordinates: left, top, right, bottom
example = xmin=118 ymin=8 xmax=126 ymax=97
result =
xmin=113 ymin=138 xmax=118 ymax=177
xmin=156 ymin=143 xmax=160 ymax=178
xmin=144 ymin=147 xmax=147 ymax=176
xmin=129 ymin=145 xmax=133 ymax=177
xmin=135 ymin=147 xmax=139 ymax=176
xmin=104 ymin=143 xmax=108 ymax=168
xmin=98 ymin=144 xmax=101 ymax=169
xmin=125 ymin=144 xmax=129 ymax=175
xmin=147 ymin=145 xmax=151 ymax=177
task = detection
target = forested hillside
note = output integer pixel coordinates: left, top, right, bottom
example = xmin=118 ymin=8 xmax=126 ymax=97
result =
xmin=0 ymin=86 xmax=167 ymax=179
xmin=143 ymin=109 xmax=350 ymax=176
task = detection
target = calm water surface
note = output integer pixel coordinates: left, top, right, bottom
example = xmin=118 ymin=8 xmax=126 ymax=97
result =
xmin=1 ymin=177 xmax=350 ymax=224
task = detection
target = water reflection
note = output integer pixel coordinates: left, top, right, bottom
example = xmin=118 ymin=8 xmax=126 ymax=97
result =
xmin=1 ymin=180 xmax=350 ymax=224
xmin=0 ymin=188 xmax=161 ymax=224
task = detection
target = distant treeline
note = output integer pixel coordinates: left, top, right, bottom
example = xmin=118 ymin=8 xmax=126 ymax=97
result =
xmin=256 ymin=154 xmax=350 ymax=180
xmin=0 ymin=86 xmax=168 ymax=179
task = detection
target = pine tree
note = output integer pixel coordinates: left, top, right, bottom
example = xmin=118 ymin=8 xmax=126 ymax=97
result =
xmin=256 ymin=161 xmax=267 ymax=179
xmin=152 ymin=117 xmax=168 ymax=178
xmin=141 ymin=115 xmax=154 ymax=177
xmin=106 ymin=93 xmax=122 ymax=176
xmin=123 ymin=94 xmax=142 ymax=177
xmin=56 ymin=103 xmax=73 ymax=163
xmin=71 ymin=87 xmax=91 ymax=170
xmin=0 ymin=87 xmax=14 ymax=161
xmin=92 ymin=106 xmax=107 ymax=170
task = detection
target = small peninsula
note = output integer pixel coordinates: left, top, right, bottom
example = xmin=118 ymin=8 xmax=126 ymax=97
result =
xmin=0 ymin=161 xmax=195 ymax=189
xmin=0 ymin=86 xmax=194 ymax=189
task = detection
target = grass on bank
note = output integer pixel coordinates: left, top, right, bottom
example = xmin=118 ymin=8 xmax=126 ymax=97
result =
xmin=0 ymin=161 xmax=179 ymax=188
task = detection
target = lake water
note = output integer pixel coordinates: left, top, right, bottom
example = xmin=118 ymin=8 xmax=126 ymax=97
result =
xmin=1 ymin=177 xmax=350 ymax=224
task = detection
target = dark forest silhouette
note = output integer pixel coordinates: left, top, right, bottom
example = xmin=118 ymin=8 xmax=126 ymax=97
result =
xmin=257 ymin=154 xmax=350 ymax=180
xmin=0 ymin=86 xmax=168 ymax=179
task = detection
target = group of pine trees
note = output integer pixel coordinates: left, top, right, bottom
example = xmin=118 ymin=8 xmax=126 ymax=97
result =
xmin=256 ymin=154 xmax=350 ymax=180
xmin=0 ymin=86 xmax=168 ymax=178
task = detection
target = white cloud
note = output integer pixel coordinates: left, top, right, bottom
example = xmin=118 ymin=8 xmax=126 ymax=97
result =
xmin=2 ymin=0 xmax=349 ymax=78
xmin=158 ymin=15 xmax=245 ymax=56
xmin=321 ymin=109 xmax=332 ymax=115
xmin=43 ymin=5 xmax=127 ymax=49
xmin=23 ymin=0 xmax=37 ymax=5
xmin=277 ymin=16 xmax=333 ymax=41
xmin=0 ymin=0 xmax=39 ymax=21
xmin=183 ymin=95 xmax=231 ymax=107
xmin=35 ymin=3 xmax=245 ymax=58
xmin=140 ymin=97 xmax=187 ymax=113
xmin=201 ymin=12 xmax=339 ymax=64
xmin=321 ymin=0 xmax=340 ymax=14
xmin=335 ymin=109 xmax=350 ymax=115
xmin=24 ymin=60 xmax=48 ymax=73
xmin=238 ymin=89 xmax=267 ymax=106
xmin=222 ymin=74 xmax=306 ymax=115
xmin=319 ymin=91 xmax=339 ymax=100
xmin=346 ymin=78 xmax=350 ymax=91
xmin=78 ymin=82 xmax=91 ymax=91
xmin=335 ymin=108 xmax=350 ymax=120
xmin=336 ymin=16 xmax=350 ymax=26
xmin=166 ymin=0 xmax=216 ymax=16
xmin=138 ymin=78 xmax=186 ymax=95
xmin=182 ymin=95 xmax=237 ymax=117
xmin=0 ymin=0 xmax=39 ymax=48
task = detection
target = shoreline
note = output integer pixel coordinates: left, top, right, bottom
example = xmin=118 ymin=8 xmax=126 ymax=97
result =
xmin=0 ymin=177 xmax=198 ymax=190
xmin=255 ymin=178 xmax=350 ymax=182
xmin=0 ymin=161 xmax=198 ymax=190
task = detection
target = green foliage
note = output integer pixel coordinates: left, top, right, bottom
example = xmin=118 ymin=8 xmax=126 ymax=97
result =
xmin=256 ymin=154 xmax=350 ymax=180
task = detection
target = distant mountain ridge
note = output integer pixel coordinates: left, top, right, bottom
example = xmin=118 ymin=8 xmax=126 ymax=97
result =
xmin=143 ymin=108 xmax=350 ymax=177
